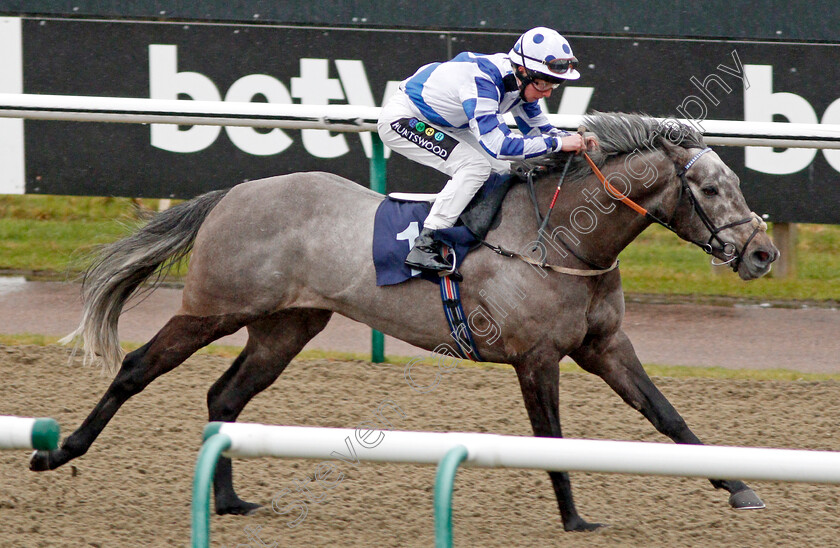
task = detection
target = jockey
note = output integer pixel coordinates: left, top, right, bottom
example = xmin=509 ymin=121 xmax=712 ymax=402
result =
xmin=378 ymin=27 xmax=597 ymax=275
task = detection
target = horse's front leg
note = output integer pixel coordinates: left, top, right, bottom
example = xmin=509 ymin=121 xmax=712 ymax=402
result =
xmin=569 ymin=329 xmax=764 ymax=509
xmin=513 ymin=355 xmax=603 ymax=532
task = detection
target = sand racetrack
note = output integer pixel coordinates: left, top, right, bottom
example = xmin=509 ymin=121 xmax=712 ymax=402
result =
xmin=2 ymin=344 xmax=840 ymax=547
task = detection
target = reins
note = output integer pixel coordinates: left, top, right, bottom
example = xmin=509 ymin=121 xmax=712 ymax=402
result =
xmin=581 ymin=150 xmax=684 ymax=237
xmin=482 ymin=155 xmax=619 ymax=276
xmin=525 ymin=158 xmax=613 ymax=270
xmin=484 ymin=144 xmax=767 ymax=276
xmin=582 ymin=152 xmax=654 ymax=217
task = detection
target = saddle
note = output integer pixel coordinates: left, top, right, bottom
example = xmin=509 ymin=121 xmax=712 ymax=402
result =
xmin=389 ymin=171 xmax=520 ymax=239
xmin=373 ymin=172 xmax=520 ymax=287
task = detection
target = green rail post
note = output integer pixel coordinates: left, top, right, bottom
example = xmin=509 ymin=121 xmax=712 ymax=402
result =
xmin=371 ymin=329 xmax=385 ymax=364
xmin=369 ymin=132 xmax=387 ymax=363
xmin=31 ymin=418 xmax=60 ymax=450
xmin=434 ymin=445 xmax=469 ymax=548
xmin=191 ymin=423 xmax=232 ymax=548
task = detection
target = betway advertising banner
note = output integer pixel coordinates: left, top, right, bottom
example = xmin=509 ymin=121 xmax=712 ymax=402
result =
xmin=2 ymin=17 xmax=839 ymax=223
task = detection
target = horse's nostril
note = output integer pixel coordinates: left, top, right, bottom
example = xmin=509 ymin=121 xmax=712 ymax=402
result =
xmin=752 ymin=250 xmax=772 ymax=264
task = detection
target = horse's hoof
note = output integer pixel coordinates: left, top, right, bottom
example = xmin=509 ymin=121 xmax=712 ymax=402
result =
xmin=729 ymin=487 xmax=765 ymax=509
xmin=564 ymin=517 xmax=606 ymax=532
xmin=29 ymin=450 xmax=52 ymax=472
xmin=216 ymin=500 xmax=263 ymax=516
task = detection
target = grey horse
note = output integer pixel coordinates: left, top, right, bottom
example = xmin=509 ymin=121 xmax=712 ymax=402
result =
xmin=32 ymin=112 xmax=778 ymax=531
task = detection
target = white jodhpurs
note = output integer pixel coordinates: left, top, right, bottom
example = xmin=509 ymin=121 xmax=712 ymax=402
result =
xmin=377 ymin=90 xmax=510 ymax=230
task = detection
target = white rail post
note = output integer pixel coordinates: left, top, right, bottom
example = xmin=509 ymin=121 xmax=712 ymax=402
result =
xmin=0 ymin=416 xmax=60 ymax=450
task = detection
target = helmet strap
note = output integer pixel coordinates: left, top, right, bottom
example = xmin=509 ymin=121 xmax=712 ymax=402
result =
xmin=513 ymin=65 xmax=534 ymax=101
xmin=518 ymin=39 xmax=532 ymax=100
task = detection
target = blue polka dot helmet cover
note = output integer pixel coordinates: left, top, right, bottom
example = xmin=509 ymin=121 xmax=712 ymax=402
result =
xmin=509 ymin=27 xmax=581 ymax=81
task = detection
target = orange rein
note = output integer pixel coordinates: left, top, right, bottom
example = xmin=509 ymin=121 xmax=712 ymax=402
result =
xmin=582 ymin=152 xmax=649 ymax=217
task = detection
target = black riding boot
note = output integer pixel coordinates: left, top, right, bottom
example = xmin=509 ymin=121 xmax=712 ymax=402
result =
xmin=405 ymin=228 xmax=452 ymax=272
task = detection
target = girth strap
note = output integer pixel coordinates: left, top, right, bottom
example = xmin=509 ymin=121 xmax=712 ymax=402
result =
xmin=439 ymin=270 xmax=484 ymax=362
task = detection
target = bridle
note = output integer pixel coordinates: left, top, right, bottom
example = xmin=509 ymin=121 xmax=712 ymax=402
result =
xmin=583 ymin=147 xmax=767 ymax=272
xmin=669 ymin=148 xmax=766 ymax=269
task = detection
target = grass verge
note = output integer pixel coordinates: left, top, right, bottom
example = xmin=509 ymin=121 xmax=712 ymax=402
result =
xmin=0 ymin=195 xmax=837 ymax=302
xmin=618 ymin=223 xmax=840 ymax=302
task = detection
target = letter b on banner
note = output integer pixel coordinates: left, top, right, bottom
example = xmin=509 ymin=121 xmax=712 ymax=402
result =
xmin=744 ymin=65 xmax=817 ymax=175
xmin=149 ymin=44 xmax=222 ymax=153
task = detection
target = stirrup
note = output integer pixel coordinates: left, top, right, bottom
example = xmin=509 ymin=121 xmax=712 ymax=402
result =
xmin=438 ymin=248 xmax=462 ymax=281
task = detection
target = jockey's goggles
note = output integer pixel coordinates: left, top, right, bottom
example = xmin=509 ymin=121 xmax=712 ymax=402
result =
xmin=520 ymin=53 xmax=580 ymax=76
xmin=532 ymin=79 xmax=562 ymax=92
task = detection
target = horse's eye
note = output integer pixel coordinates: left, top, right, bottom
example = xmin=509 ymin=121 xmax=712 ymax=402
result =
xmin=701 ymin=186 xmax=718 ymax=197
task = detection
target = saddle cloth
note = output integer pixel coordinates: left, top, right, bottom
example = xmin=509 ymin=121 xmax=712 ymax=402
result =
xmin=372 ymin=172 xmax=517 ymax=286
xmin=372 ymin=199 xmax=476 ymax=286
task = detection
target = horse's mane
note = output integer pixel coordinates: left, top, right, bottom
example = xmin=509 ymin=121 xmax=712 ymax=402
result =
xmin=515 ymin=111 xmax=707 ymax=183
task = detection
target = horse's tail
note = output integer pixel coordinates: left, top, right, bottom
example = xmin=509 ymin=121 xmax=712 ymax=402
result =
xmin=60 ymin=188 xmax=231 ymax=372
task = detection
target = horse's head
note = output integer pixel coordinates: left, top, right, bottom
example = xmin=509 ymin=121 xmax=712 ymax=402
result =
xmin=527 ymin=113 xmax=779 ymax=279
xmin=655 ymin=134 xmax=779 ymax=280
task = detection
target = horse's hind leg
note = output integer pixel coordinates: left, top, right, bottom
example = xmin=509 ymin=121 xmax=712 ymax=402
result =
xmin=205 ymin=308 xmax=333 ymax=515
xmin=30 ymin=313 xmax=249 ymax=472
xmin=570 ymin=329 xmax=765 ymax=509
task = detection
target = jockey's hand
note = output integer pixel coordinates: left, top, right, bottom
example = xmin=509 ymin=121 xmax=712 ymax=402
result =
xmin=558 ymin=133 xmax=591 ymax=155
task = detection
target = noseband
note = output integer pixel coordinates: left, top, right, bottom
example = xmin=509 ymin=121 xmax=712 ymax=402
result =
xmin=669 ymin=148 xmax=766 ymax=271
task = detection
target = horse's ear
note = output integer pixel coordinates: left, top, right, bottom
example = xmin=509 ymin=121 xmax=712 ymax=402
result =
xmin=657 ymin=135 xmax=691 ymax=166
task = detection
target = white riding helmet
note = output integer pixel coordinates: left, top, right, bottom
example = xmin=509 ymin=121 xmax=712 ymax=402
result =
xmin=509 ymin=27 xmax=580 ymax=81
